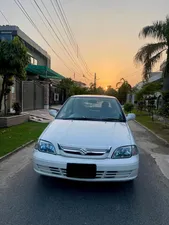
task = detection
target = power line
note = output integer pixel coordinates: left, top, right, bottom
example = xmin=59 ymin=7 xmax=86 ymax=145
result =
xmin=51 ymin=0 xmax=87 ymax=76
xmin=79 ymin=53 xmax=94 ymax=77
xmin=30 ymin=0 xmax=59 ymax=44
xmin=40 ymin=0 xmax=79 ymax=66
xmin=55 ymin=0 xmax=84 ymax=62
xmin=14 ymin=0 xmax=92 ymax=83
xmin=57 ymin=0 xmax=94 ymax=77
xmin=30 ymin=0 xmax=81 ymax=77
xmin=123 ymin=68 xmax=142 ymax=79
xmin=54 ymin=0 xmax=93 ymax=80
xmin=57 ymin=0 xmax=83 ymax=50
xmin=41 ymin=0 xmax=72 ymax=52
xmin=33 ymin=0 xmax=84 ymax=77
xmin=42 ymin=0 xmax=90 ymax=80
xmin=56 ymin=0 xmax=76 ymax=48
xmin=56 ymin=0 xmax=90 ymax=76
xmin=14 ymin=0 xmax=79 ymax=75
xmin=0 ymin=10 xmax=10 ymax=24
xmin=51 ymin=0 xmax=92 ymax=82
xmin=50 ymin=0 xmax=89 ymax=79
xmin=51 ymin=0 xmax=76 ymax=54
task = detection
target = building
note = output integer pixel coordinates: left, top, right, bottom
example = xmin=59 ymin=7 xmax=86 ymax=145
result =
xmin=0 ymin=25 xmax=51 ymax=67
xmin=127 ymin=71 xmax=163 ymax=105
xmin=133 ymin=72 xmax=162 ymax=91
xmin=160 ymin=61 xmax=166 ymax=71
xmin=74 ymin=81 xmax=87 ymax=88
xmin=0 ymin=25 xmax=64 ymax=112
xmin=148 ymin=72 xmax=162 ymax=84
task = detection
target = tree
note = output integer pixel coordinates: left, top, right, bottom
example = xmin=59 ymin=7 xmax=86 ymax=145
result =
xmin=135 ymin=82 xmax=162 ymax=120
xmin=57 ymin=78 xmax=75 ymax=103
xmin=57 ymin=78 xmax=91 ymax=102
xmin=72 ymin=85 xmax=88 ymax=95
xmin=134 ymin=16 xmax=169 ymax=91
xmin=87 ymin=83 xmax=95 ymax=94
xmin=105 ymin=85 xmax=117 ymax=97
xmin=135 ymin=81 xmax=162 ymax=101
xmin=116 ymin=78 xmax=132 ymax=104
xmin=158 ymin=91 xmax=169 ymax=123
xmin=124 ymin=103 xmax=134 ymax=113
xmin=57 ymin=78 xmax=117 ymax=102
xmin=0 ymin=37 xmax=29 ymax=114
xmin=96 ymin=86 xmax=105 ymax=95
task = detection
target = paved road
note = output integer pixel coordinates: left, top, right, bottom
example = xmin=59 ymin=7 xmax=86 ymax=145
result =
xmin=1 ymin=121 xmax=169 ymax=225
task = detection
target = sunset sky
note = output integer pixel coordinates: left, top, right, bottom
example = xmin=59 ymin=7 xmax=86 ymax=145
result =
xmin=1 ymin=0 xmax=169 ymax=88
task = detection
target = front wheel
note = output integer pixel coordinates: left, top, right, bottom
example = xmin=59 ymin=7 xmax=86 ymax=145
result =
xmin=125 ymin=178 xmax=136 ymax=185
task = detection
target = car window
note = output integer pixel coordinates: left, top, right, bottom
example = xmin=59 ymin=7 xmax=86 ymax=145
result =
xmin=56 ymin=97 xmax=125 ymax=122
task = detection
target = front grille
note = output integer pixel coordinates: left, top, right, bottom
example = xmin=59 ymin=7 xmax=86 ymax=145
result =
xmin=104 ymin=170 xmax=132 ymax=178
xmin=63 ymin=151 xmax=104 ymax=156
xmin=37 ymin=165 xmax=132 ymax=179
xmin=37 ymin=165 xmax=65 ymax=176
xmin=58 ymin=144 xmax=111 ymax=158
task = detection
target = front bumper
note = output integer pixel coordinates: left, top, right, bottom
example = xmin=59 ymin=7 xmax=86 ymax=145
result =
xmin=33 ymin=150 xmax=139 ymax=182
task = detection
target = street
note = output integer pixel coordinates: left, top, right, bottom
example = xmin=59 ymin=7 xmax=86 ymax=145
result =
xmin=1 ymin=121 xmax=169 ymax=225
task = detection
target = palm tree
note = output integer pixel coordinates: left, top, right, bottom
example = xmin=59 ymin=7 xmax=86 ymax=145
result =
xmin=116 ymin=78 xmax=132 ymax=104
xmin=135 ymin=16 xmax=169 ymax=91
xmin=116 ymin=78 xmax=125 ymax=89
xmin=116 ymin=78 xmax=132 ymax=91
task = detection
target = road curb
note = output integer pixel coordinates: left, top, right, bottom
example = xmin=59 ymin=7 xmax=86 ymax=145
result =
xmin=134 ymin=120 xmax=169 ymax=146
xmin=0 ymin=140 xmax=35 ymax=163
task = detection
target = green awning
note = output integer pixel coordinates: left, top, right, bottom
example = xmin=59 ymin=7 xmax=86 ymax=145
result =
xmin=26 ymin=64 xmax=65 ymax=79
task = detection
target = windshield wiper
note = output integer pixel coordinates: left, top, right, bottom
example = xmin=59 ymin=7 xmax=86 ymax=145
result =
xmin=58 ymin=117 xmax=125 ymax=122
xmin=102 ymin=118 xmax=125 ymax=122
xmin=61 ymin=117 xmax=95 ymax=121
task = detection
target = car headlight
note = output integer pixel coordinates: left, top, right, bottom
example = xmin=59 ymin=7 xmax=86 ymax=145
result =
xmin=35 ymin=140 xmax=56 ymax=154
xmin=112 ymin=145 xmax=138 ymax=159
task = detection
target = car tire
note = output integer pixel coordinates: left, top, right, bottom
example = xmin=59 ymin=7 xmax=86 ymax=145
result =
xmin=126 ymin=179 xmax=135 ymax=184
xmin=39 ymin=174 xmax=48 ymax=179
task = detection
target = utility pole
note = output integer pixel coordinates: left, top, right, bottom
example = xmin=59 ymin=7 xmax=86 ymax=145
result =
xmin=94 ymin=73 xmax=96 ymax=91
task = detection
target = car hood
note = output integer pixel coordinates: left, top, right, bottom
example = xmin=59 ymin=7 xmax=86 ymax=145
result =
xmin=40 ymin=119 xmax=133 ymax=149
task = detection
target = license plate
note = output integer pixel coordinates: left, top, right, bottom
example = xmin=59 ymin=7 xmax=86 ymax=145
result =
xmin=67 ymin=163 xmax=96 ymax=178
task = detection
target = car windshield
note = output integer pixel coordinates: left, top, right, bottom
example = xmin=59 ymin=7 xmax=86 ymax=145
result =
xmin=56 ymin=96 xmax=125 ymax=122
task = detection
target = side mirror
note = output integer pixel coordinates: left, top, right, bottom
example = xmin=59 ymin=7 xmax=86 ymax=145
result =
xmin=126 ymin=113 xmax=136 ymax=121
xmin=49 ymin=109 xmax=58 ymax=118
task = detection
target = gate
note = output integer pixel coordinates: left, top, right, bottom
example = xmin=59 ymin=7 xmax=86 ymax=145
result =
xmin=23 ymin=81 xmax=34 ymax=111
xmin=35 ymin=82 xmax=44 ymax=109
xmin=22 ymin=81 xmax=44 ymax=111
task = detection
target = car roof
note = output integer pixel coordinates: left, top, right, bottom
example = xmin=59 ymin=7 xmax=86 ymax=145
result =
xmin=71 ymin=95 xmax=116 ymax=99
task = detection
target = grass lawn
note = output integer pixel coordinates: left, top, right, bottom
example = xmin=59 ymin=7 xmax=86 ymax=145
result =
xmin=0 ymin=122 xmax=48 ymax=157
xmin=133 ymin=110 xmax=169 ymax=143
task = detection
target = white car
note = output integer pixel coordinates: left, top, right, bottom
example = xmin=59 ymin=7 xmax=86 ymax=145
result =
xmin=33 ymin=95 xmax=139 ymax=182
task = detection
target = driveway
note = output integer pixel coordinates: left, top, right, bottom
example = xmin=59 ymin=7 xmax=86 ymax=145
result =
xmin=0 ymin=121 xmax=169 ymax=225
